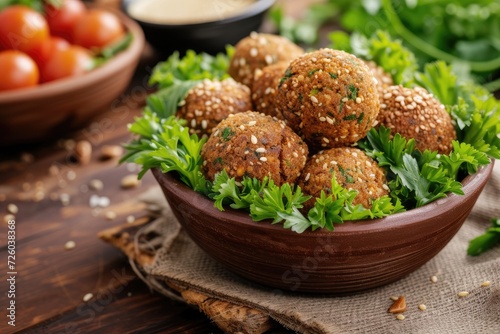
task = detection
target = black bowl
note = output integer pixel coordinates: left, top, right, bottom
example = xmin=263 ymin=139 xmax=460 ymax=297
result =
xmin=122 ymin=0 xmax=276 ymax=55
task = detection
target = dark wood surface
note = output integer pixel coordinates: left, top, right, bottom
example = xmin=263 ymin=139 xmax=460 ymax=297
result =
xmin=0 ymin=1 xmax=313 ymax=333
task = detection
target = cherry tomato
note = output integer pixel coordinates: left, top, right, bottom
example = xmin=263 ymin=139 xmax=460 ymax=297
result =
xmin=28 ymin=36 xmax=70 ymax=68
xmin=72 ymin=9 xmax=124 ymax=49
xmin=0 ymin=5 xmax=49 ymax=54
xmin=44 ymin=0 xmax=86 ymax=42
xmin=41 ymin=45 xmax=93 ymax=82
xmin=0 ymin=50 xmax=39 ymax=91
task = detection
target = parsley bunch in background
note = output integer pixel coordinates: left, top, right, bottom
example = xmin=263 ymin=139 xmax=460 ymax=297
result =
xmin=271 ymin=0 xmax=500 ymax=92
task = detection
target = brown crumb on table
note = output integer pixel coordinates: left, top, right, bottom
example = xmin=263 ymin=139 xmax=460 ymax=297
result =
xmin=388 ymin=295 xmax=407 ymax=314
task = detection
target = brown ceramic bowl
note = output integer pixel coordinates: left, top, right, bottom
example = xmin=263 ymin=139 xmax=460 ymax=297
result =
xmin=0 ymin=9 xmax=145 ymax=146
xmin=153 ymin=161 xmax=494 ymax=294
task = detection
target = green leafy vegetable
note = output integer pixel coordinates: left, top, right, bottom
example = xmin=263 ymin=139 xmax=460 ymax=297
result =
xmin=359 ymin=127 xmax=490 ymax=208
xmin=467 ymin=218 xmax=500 ymax=256
xmin=270 ymin=0 xmax=500 ymax=90
xmin=330 ymin=30 xmax=418 ymax=85
xmin=122 ymin=113 xmax=208 ymax=193
xmin=149 ymin=48 xmax=233 ymax=89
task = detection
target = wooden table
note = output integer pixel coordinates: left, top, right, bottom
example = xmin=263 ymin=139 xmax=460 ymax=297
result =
xmin=0 ymin=1 xmax=314 ymax=333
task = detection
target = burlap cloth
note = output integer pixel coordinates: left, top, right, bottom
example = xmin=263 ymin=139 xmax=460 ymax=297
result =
xmin=132 ymin=163 xmax=500 ymax=334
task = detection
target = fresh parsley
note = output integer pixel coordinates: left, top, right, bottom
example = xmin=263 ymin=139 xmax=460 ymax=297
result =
xmin=122 ymin=112 xmax=208 ymax=193
xmin=467 ymin=218 xmax=500 ymax=256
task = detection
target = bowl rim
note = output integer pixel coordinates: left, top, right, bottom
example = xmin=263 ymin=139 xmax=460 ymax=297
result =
xmin=122 ymin=0 xmax=276 ymax=28
xmin=155 ymin=159 xmax=494 ymax=236
xmin=0 ymin=7 xmax=145 ymax=104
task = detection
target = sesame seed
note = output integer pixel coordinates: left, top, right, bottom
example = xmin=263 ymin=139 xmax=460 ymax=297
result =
xmin=256 ymin=148 xmax=266 ymax=153
xmin=265 ymin=54 xmax=273 ymax=65
xmin=323 ymin=137 xmax=330 ymax=143
xmin=201 ymin=120 xmax=208 ymax=129
xmin=342 ymin=97 xmax=348 ymax=102
xmin=259 ymin=157 xmax=267 ymax=162
xmin=126 ymin=215 xmax=136 ymax=224
xmin=383 ymin=93 xmax=392 ymax=99
xmin=326 ymin=117 xmax=334 ymax=124
xmin=7 ymin=204 xmax=18 ymax=215
xmin=89 ymin=179 xmax=104 ymax=191
xmin=351 ymin=152 xmax=357 ymax=157
xmin=458 ymin=291 xmax=469 ymax=298
xmin=319 ymin=117 xmax=326 ymax=122
xmin=105 ymin=211 xmax=117 ymax=221
xmin=418 ymin=304 xmax=427 ymax=311
xmin=65 ymin=241 xmax=76 ymax=250
xmin=390 ymin=296 xmax=399 ymax=301
xmin=396 ymin=314 xmax=405 ymax=320
xmin=481 ymin=281 xmax=491 ymax=287
xmin=395 ymin=96 xmax=405 ymax=102
xmin=305 ymin=173 xmax=311 ymax=181
xmin=292 ymin=152 xmax=299 ymax=158
xmin=250 ymin=48 xmax=258 ymax=57
xmin=382 ymin=184 xmax=389 ymax=190
xmin=323 ymin=163 xmax=328 ymax=170
xmin=251 ymin=135 xmax=258 ymax=144
xmin=83 ymin=293 xmax=94 ymax=302
xmin=191 ymin=119 xmax=196 ymax=127
xmin=310 ymin=96 xmax=318 ymax=104
xmin=248 ymin=121 xmax=257 ymax=126
xmin=431 ymin=276 xmax=438 ymax=283
xmin=356 ymin=97 xmax=362 ymax=104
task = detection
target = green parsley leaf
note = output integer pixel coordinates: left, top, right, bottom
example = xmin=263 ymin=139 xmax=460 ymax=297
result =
xmin=149 ymin=48 xmax=233 ymax=89
xmin=467 ymin=218 xmax=500 ymax=256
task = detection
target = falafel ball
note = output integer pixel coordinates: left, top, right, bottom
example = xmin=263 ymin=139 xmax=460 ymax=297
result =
xmin=364 ymin=60 xmax=393 ymax=97
xmin=276 ymin=48 xmax=380 ymax=151
xmin=251 ymin=61 xmax=289 ymax=120
xmin=228 ymin=32 xmax=304 ymax=88
xmin=177 ymin=78 xmax=252 ymax=138
xmin=376 ymin=85 xmax=456 ymax=154
xmin=201 ymin=111 xmax=308 ymax=185
xmin=297 ymin=147 xmax=389 ymax=209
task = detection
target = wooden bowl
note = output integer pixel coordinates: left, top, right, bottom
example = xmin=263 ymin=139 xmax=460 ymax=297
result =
xmin=0 ymin=9 xmax=145 ymax=146
xmin=153 ymin=161 xmax=494 ymax=294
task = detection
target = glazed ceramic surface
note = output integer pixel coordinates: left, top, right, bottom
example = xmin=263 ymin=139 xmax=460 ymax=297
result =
xmin=153 ymin=162 xmax=493 ymax=293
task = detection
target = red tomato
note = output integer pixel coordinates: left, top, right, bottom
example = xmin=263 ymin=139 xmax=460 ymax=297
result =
xmin=0 ymin=50 xmax=39 ymax=91
xmin=44 ymin=0 xmax=86 ymax=42
xmin=28 ymin=36 xmax=70 ymax=68
xmin=41 ymin=45 xmax=93 ymax=82
xmin=0 ymin=5 xmax=49 ymax=54
xmin=72 ymin=9 xmax=124 ymax=49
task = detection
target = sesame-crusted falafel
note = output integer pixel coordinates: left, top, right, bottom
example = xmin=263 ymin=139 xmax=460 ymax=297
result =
xmin=177 ymin=78 xmax=252 ymax=138
xmin=201 ymin=111 xmax=308 ymax=185
xmin=376 ymin=85 xmax=456 ymax=154
xmin=364 ymin=60 xmax=393 ymax=97
xmin=297 ymin=147 xmax=389 ymax=209
xmin=251 ymin=61 xmax=289 ymax=119
xmin=276 ymin=48 xmax=380 ymax=151
xmin=228 ymin=32 xmax=304 ymax=88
